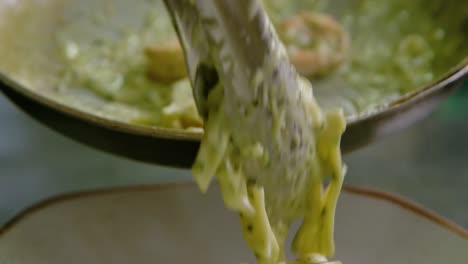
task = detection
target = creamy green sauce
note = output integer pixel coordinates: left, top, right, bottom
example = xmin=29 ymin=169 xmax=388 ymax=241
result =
xmin=50 ymin=0 xmax=467 ymax=127
xmin=315 ymin=0 xmax=466 ymax=116
xmin=54 ymin=0 xmax=181 ymax=126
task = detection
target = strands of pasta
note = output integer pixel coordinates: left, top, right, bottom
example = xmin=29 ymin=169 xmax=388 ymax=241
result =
xmin=186 ymin=1 xmax=346 ymax=263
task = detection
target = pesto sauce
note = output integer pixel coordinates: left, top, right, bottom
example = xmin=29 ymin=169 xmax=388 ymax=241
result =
xmin=311 ymin=0 xmax=467 ymax=116
xmin=55 ymin=0 xmax=180 ymax=125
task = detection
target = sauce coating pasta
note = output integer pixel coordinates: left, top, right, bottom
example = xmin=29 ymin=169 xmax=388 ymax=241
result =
xmin=188 ymin=1 xmax=346 ymax=263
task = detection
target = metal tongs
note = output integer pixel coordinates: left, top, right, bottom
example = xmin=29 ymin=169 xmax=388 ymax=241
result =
xmin=163 ymin=0 xmax=289 ymax=118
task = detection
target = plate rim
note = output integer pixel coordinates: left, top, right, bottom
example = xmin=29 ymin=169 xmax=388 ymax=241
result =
xmin=0 ymin=183 xmax=466 ymax=239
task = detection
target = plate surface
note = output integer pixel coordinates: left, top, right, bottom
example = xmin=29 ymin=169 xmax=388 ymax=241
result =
xmin=0 ymin=184 xmax=466 ymax=264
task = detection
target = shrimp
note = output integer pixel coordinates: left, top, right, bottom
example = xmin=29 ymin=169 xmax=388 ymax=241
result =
xmin=144 ymin=39 xmax=187 ymax=83
xmin=145 ymin=13 xmax=348 ymax=82
xmin=278 ymin=13 xmax=350 ymax=78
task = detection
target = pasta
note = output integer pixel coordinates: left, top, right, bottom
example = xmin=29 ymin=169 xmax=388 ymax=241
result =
xmin=189 ymin=1 xmax=346 ymax=263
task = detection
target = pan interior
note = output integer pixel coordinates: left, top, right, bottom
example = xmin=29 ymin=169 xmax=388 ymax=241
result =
xmin=0 ymin=0 xmax=466 ymax=130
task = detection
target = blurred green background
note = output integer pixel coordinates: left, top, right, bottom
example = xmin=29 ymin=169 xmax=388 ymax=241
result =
xmin=0 ymin=81 xmax=467 ymax=227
